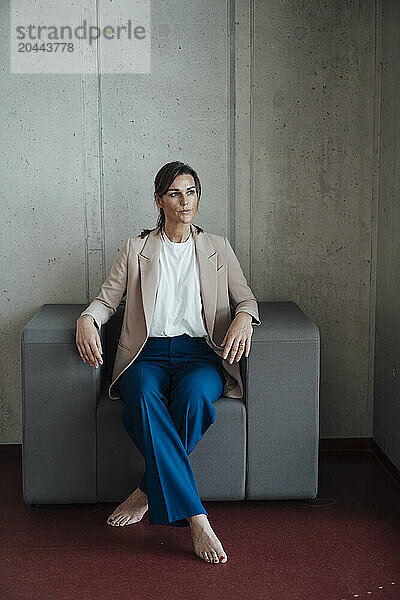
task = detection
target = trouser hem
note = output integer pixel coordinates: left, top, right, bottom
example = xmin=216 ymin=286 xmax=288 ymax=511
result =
xmin=149 ymin=508 xmax=208 ymax=528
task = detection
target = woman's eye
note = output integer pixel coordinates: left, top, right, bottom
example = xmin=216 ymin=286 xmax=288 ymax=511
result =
xmin=170 ymin=190 xmax=194 ymax=197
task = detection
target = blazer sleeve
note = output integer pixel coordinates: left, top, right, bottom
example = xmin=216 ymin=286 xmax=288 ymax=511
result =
xmin=78 ymin=238 xmax=130 ymax=328
xmin=225 ymin=236 xmax=261 ymax=326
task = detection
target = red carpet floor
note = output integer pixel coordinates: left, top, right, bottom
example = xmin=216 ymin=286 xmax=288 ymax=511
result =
xmin=1 ymin=449 xmax=399 ymax=600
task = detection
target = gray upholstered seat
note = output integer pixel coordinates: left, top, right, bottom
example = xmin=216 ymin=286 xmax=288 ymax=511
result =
xmin=21 ymin=301 xmax=320 ymax=505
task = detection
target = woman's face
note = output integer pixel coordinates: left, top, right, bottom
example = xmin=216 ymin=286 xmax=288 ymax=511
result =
xmin=155 ymin=174 xmax=198 ymax=226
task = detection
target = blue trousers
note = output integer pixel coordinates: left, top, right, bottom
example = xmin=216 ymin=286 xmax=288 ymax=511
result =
xmin=118 ymin=334 xmax=224 ymax=528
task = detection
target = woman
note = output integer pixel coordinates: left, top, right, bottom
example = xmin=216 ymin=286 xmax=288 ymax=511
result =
xmin=76 ymin=161 xmax=261 ymax=565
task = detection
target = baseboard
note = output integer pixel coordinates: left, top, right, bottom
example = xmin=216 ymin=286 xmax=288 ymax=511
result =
xmin=0 ymin=438 xmax=379 ymax=456
xmin=371 ymin=439 xmax=400 ymax=488
xmin=1 ymin=439 xmax=399 ymax=487
xmin=319 ymin=437 xmax=373 ymax=450
xmin=0 ymin=443 xmax=22 ymax=456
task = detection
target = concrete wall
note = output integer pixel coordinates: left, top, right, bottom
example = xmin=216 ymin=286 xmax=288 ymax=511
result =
xmin=1 ymin=0 xmax=379 ymax=443
xmin=1 ymin=5 xmax=88 ymax=442
xmin=373 ymin=0 xmax=400 ymax=469
xmin=251 ymin=1 xmax=378 ymax=438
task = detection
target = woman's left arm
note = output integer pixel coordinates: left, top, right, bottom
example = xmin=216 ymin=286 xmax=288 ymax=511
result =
xmin=221 ymin=237 xmax=261 ymax=364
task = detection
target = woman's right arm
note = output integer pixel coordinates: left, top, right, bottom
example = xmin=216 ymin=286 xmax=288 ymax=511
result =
xmin=75 ymin=237 xmax=130 ymax=368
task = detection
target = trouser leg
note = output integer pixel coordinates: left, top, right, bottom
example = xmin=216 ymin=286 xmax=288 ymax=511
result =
xmin=138 ymin=342 xmax=224 ymax=494
xmin=118 ymin=360 xmax=209 ymax=528
xmin=168 ymin=360 xmax=224 ymax=455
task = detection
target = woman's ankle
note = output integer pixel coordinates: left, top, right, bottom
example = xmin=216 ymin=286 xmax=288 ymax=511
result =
xmin=188 ymin=513 xmax=208 ymax=526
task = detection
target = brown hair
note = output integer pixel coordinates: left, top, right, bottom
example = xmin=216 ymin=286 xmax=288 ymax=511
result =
xmin=139 ymin=161 xmax=204 ymax=238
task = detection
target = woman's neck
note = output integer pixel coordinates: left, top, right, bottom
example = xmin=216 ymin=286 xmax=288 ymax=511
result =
xmin=162 ymin=223 xmax=191 ymax=243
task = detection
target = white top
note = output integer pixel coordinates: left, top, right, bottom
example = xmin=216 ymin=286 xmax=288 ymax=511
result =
xmin=148 ymin=226 xmax=214 ymax=349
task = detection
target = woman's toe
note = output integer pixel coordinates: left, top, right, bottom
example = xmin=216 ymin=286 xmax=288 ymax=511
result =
xmin=109 ymin=513 xmax=120 ymax=524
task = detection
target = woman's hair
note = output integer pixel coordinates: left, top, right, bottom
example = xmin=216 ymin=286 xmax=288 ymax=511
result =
xmin=139 ymin=161 xmax=204 ymax=238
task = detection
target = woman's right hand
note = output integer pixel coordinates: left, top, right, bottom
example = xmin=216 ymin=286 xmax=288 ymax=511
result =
xmin=75 ymin=315 xmax=103 ymax=368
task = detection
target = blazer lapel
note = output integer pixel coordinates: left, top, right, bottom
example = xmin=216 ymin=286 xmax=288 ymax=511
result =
xmin=138 ymin=230 xmax=161 ymax=339
xmin=138 ymin=223 xmax=218 ymax=341
xmin=193 ymin=226 xmax=218 ymax=342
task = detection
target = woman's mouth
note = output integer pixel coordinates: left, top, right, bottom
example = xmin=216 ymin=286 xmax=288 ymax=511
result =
xmin=179 ymin=210 xmax=191 ymax=213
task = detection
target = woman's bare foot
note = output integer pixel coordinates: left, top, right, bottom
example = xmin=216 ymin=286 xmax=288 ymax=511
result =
xmin=106 ymin=487 xmax=148 ymax=526
xmin=188 ymin=514 xmax=228 ymax=564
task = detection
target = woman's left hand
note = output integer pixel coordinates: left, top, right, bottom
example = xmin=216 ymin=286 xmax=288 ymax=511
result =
xmin=221 ymin=312 xmax=253 ymax=364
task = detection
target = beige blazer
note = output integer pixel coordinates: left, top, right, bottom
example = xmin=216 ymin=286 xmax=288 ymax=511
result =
xmin=79 ymin=223 xmax=261 ymax=401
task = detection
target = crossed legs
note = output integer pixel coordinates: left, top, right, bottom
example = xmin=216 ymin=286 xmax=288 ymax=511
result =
xmin=106 ymin=357 xmax=228 ymax=563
